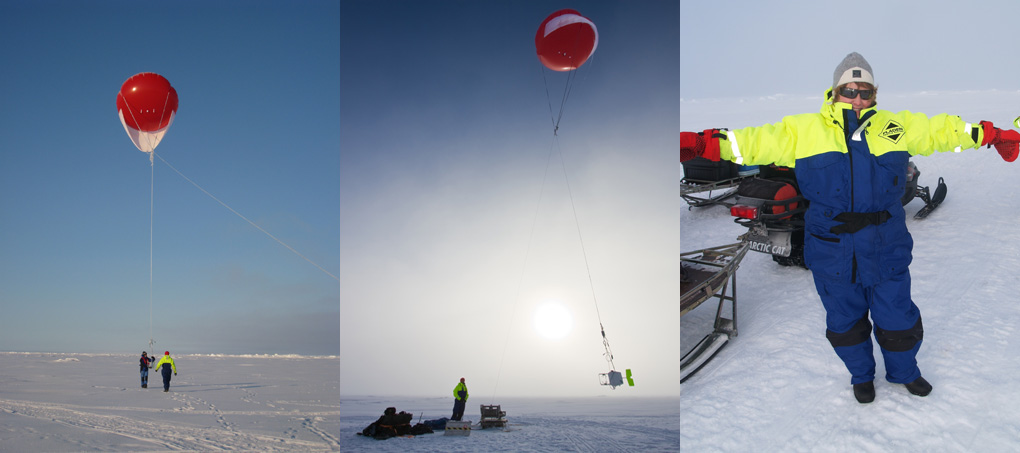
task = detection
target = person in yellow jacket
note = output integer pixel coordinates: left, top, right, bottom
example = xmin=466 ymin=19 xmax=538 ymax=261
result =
xmin=677 ymin=52 xmax=1020 ymax=404
xmin=451 ymin=377 xmax=468 ymax=421
xmin=153 ymin=351 xmax=178 ymax=392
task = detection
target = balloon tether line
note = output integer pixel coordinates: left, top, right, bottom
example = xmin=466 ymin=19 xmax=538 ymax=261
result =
xmin=493 ymin=51 xmax=612 ymax=400
xmin=148 ymin=149 xmax=155 ymax=353
xmin=551 ymin=134 xmax=614 ymax=370
xmin=541 ymin=48 xmax=614 ymax=370
xmin=152 ymin=152 xmax=340 ymax=283
xmin=489 ymin=137 xmax=558 ymax=402
xmin=145 ymin=92 xmax=173 ymax=351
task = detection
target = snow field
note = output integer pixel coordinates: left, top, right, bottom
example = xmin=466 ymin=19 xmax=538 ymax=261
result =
xmin=0 ymin=353 xmax=340 ymax=451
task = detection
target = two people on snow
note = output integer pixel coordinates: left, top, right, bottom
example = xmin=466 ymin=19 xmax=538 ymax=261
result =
xmin=141 ymin=351 xmax=178 ymax=392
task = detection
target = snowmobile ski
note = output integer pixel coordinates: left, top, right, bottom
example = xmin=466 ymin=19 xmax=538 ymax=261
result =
xmin=914 ymin=177 xmax=947 ymax=219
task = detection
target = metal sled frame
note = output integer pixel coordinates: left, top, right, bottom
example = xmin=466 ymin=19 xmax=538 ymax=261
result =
xmin=479 ymin=404 xmax=507 ymax=429
xmin=675 ymin=242 xmax=749 ymax=383
xmin=678 ymin=176 xmax=751 ymax=208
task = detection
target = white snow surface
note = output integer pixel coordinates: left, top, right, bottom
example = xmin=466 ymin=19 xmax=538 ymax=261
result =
xmin=6 ymin=91 xmax=1020 ymax=452
xmin=0 ymin=353 xmax=341 ymax=451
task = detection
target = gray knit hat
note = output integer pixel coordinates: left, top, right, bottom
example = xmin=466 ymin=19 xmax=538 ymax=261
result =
xmin=832 ymin=52 xmax=875 ymax=90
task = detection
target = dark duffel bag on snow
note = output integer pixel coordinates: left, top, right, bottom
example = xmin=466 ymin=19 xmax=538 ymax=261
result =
xmin=359 ymin=407 xmax=416 ymax=439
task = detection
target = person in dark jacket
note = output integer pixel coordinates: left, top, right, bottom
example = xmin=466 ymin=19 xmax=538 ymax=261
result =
xmin=152 ymin=351 xmax=177 ymax=392
xmin=139 ymin=352 xmax=153 ymax=388
xmin=451 ymin=377 xmax=469 ymax=421
xmin=676 ymin=52 xmax=1019 ymax=404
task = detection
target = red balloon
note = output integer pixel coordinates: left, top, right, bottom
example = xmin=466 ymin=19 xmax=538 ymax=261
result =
xmin=535 ymin=9 xmax=599 ymax=72
xmin=116 ymin=73 xmax=178 ymax=152
xmin=117 ymin=73 xmax=178 ymax=132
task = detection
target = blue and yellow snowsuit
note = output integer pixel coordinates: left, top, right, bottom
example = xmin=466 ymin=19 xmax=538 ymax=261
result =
xmin=153 ymin=354 xmax=177 ymax=391
xmin=714 ymin=89 xmax=987 ymax=385
xmin=451 ymin=380 xmax=469 ymax=421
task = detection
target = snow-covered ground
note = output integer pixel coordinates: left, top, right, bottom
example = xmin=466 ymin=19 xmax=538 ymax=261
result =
xmin=0 ymin=353 xmax=340 ymax=451
xmin=5 ymin=91 xmax=1019 ymax=452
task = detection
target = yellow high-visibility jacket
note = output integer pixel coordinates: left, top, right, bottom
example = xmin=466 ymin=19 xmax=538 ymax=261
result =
xmin=453 ymin=382 xmax=468 ymax=401
xmin=717 ymin=88 xmax=985 ymax=168
xmin=153 ymin=355 xmax=177 ymax=374
xmin=714 ymin=88 xmax=986 ymax=284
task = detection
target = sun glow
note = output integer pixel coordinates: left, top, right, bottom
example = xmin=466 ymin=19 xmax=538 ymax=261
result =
xmin=533 ymin=302 xmax=574 ymax=340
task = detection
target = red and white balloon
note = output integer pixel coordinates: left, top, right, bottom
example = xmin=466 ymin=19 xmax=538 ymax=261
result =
xmin=116 ymin=72 xmax=178 ymax=152
xmin=535 ymin=9 xmax=598 ymax=72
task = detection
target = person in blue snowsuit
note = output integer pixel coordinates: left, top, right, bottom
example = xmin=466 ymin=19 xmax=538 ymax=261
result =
xmin=676 ymin=52 xmax=1020 ymax=403
xmin=153 ymin=351 xmax=177 ymax=392
xmin=139 ymin=352 xmax=152 ymax=388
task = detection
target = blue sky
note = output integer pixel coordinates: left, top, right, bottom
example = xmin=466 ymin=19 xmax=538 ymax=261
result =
xmin=340 ymin=0 xmax=1020 ymax=396
xmin=1 ymin=1 xmax=340 ymax=355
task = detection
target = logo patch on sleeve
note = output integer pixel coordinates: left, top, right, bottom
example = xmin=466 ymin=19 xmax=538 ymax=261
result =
xmin=878 ymin=120 xmax=904 ymax=144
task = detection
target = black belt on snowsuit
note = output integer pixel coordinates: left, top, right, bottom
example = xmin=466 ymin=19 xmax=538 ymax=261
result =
xmin=829 ymin=210 xmax=892 ymax=235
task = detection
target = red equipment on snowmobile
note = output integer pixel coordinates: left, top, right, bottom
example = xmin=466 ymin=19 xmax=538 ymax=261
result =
xmin=680 ymin=159 xmax=947 ymax=267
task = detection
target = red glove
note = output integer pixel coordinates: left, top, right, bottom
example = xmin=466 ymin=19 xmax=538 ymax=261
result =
xmin=980 ymin=121 xmax=1020 ymax=162
xmin=678 ymin=129 xmax=723 ymax=162
xmin=677 ymin=132 xmax=705 ymax=162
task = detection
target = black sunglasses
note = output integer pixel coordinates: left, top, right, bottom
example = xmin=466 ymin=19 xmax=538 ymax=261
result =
xmin=838 ymin=86 xmax=875 ymax=100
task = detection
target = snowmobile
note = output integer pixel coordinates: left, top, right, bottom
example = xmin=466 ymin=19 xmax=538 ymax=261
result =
xmin=726 ymin=161 xmax=947 ymax=267
xmin=679 ymin=158 xmax=947 ymax=267
xmin=671 ymin=158 xmax=945 ymax=383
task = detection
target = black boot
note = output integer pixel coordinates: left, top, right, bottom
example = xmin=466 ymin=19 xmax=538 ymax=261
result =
xmin=853 ymin=381 xmax=875 ymax=404
xmin=904 ymin=377 xmax=932 ymax=396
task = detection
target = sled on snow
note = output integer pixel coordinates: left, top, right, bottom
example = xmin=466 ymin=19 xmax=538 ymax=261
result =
xmin=675 ymin=242 xmax=749 ymax=383
xmin=479 ymin=404 xmax=508 ymax=429
xmin=444 ymin=420 xmax=471 ymax=436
